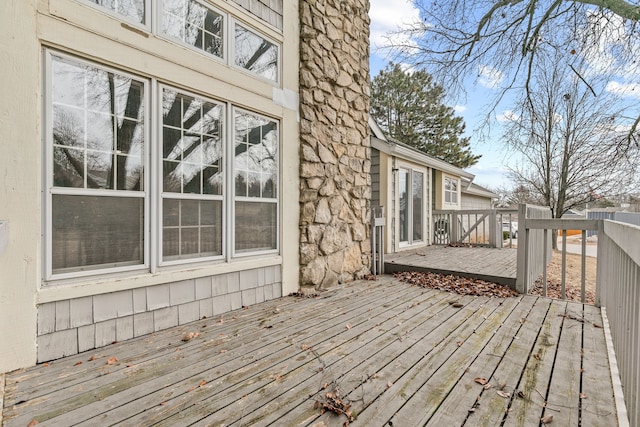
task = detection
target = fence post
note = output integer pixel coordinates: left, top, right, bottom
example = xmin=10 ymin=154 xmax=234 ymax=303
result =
xmin=516 ymin=204 xmax=527 ymax=293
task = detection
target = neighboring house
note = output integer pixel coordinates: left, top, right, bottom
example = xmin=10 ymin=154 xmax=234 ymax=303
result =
xmin=1 ymin=0 xmax=372 ymax=373
xmin=370 ymin=119 xmax=496 ymax=253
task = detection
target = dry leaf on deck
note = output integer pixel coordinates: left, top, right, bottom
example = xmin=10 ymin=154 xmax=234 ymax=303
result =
xmin=474 ymin=377 xmax=488 ymax=385
xmin=580 ymin=392 xmax=587 ymax=399
xmin=541 ymin=414 xmax=554 ymax=423
xmin=496 ymin=390 xmax=511 ymax=398
xmin=106 ymin=356 xmax=118 ymax=365
xmin=27 ymin=420 xmax=39 ymax=426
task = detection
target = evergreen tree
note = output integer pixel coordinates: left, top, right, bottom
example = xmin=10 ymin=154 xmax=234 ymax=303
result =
xmin=370 ymin=63 xmax=480 ymax=168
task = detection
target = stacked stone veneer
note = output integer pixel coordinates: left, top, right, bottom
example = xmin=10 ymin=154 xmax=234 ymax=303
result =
xmin=299 ymin=0 xmax=371 ymax=290
xmin=36 ymin=267 xmax=281 ymax=362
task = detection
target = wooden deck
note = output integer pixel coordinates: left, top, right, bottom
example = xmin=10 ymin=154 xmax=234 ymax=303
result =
xmin=385 ymin=246 xmax=518 ymax=287
xmin=1 ymin=276 xmax=620 ymax=426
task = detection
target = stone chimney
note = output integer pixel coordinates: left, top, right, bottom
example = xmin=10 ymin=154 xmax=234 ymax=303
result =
xmin=299 ymin=0 xmax=372 ymax=290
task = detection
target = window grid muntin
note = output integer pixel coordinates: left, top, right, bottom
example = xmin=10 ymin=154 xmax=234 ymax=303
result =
xmin=160 ymin=0 xmax=226 ymax=60
xmin=51 ymin=55 xmax=145 ymax=192
xmin=45 ymin=50 xmax=150 ymax=281
xmin=160 ymin=85 xmax=225 ymax=264
xmin=232 ymin=107 xmax=279 ymax=256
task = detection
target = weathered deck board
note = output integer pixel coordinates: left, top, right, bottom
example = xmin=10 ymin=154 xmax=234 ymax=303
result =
xmin=385 ymin=246 xmax=518 ymax=287
xmin=1 ymin=276 xmax=621 ymax=427
xmin=580 ymin=304 xmax=617 ymax=426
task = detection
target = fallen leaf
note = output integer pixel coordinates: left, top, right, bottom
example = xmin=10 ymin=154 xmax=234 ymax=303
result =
xmin=593 ymin=323 xmax=602 ymax=328
xmin=474 ymin=377 xmax=488 ymax=385
xmin=345 ymin=324 xmax=352 ymax=330
xmin=88 ymin=355 xmax=95 ymax=361
xmin=106 ymin=356 xmax=118 ymax=365
xmin=42 ymin=363 xmax=49 ymax=367
xmin=27 ymin=420 xmax=39 ymax=426
xmin=541 ymin=414 xmax=554 ymax=424
xmin=452 ymin=303 xmax=464 ymax=308
xmin=182 ymin=332 xmax=200 ymax=342
xmin=483 ymin=384 xmax=492 ymax=390
xmin=387 ymin=381 xmax=393 ymax=389
xmin=457 ymin=341 xmax=463 ymax=347
xmin=301 ymin=344 xmax=310 ymax=351
xmin=496 ymin=390 xmax=511 ymax=398
xmin=533 ymin=353 xmax=541 ymax=360
xmin=74 ymin=361 xmax=83 ymax=366
xmin=516 ymin=390 xmax=525 ymax=399
xmin=580 ymin=392 xmax=587 ymax=399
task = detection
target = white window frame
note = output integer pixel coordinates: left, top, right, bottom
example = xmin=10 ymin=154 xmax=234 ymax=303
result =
xmin=397 ymin=164 xmax=426 ymax=248
xmin=77 ymin=0 xmax=151 ymax=30
xmin=444 ymin=176 xmax=459 ymax=205
xmin=157 ymin=0 xmax=228 ymax=64
xmin=157 ymin=84 xmax=226 ymax=266
xmin=43 ymin=50 xmax=151 ymax=281
xmin=231 ymin=106 xmax=280 ymax=258
xmin=231 ymin=19 xmax=281 ymax=85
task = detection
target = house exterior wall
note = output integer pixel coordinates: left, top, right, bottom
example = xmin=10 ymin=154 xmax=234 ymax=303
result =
xmin=298 ymin=0 xmax=371 ymax=290
xmin=231 ymin=0 xmax=283 ymax=29
xmin=461 ymin=194 xmax=493 ymax=210
xmin=0 ymin=0 xmax=300 ymax=372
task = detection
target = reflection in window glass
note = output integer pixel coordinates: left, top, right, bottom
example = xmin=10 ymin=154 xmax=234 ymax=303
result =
xmin=234 ymin=110 xmax=278 ymax=253
xmin=52 ymin=195 xmax=144 ymax=273
xmin=51 ymin=55 xmax=145 ymax=191
xmin=161 ymin=87 xmax=224 ymax=262
xmin=233 ymin=111 xmax=278 ymax=199
xmin=234 ymin=24 xmax=279 ymax=82
xmin=87 ymin=0 xmax=146 ymax=24
xmin=413 ymin=171 xmax=423 ymax=241
xmin=162 ymin=0 xmax=224 ymax=58
xmin=398 ymin=169 xmax=409 ymax=243
xmin=48 ymin=54 xmax=147 ymax=275
xmin=162 ymin=88 xmax=224 ymax=195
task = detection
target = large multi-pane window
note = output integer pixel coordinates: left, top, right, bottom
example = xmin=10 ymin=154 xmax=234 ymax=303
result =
xmin=161 ymin=0 xmax=224 ymax=59
xmin=45 ymin=51 xmax=280 ymax=280
xmin=233 ymin=109 xmax=278 ymax=253
xmin=161 ymin=88 xmax=224 ymax=261
xmin=47 ymin=53 xmax=147 ymax=276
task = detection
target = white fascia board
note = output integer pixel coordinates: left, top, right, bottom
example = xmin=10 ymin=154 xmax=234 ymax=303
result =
xmin=368 ymin=117 xmax=387 ymax=141
xmin=376 ymin=140 xmax=474 ymax=179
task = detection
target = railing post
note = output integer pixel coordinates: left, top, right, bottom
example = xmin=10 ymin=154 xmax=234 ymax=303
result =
xmin=516 ymin=204 xmax=527 ymax=293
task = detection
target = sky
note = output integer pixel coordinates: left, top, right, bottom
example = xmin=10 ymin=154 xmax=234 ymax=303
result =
xmin=368 ymin=0 xmax=516 ymax=191
xmin=369 ymin=0 xmax=640 ymax=192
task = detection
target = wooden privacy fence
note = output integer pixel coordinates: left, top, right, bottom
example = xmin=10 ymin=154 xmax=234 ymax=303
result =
xmin=518 ymin=210 xmax=639 ymax=426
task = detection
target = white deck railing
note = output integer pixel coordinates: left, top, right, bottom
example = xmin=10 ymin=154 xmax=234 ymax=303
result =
xmin=432 ymin=209 xmax=517 ymax=247
xmin=597 ymin=220 xmax=640 ymax=426
xmin=518 ymin=211 xmax=639 ymax=426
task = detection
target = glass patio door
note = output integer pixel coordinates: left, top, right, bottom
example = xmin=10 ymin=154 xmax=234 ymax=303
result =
xmin=398 ymin=168 xmax=424 ymax=246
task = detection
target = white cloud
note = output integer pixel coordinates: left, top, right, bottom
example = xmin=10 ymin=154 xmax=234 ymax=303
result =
xmin=605 ymin=81 xmax=640 ymax=98
xmin=369 ymin=0 xmax=421 ymax=51
xmin=453 ymin=105 xmax=467 ymax=113
xmin=477 ymin=65 xmax=504 ymax=89
xmin=496 ymin=110 xmax=519 ymax=123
